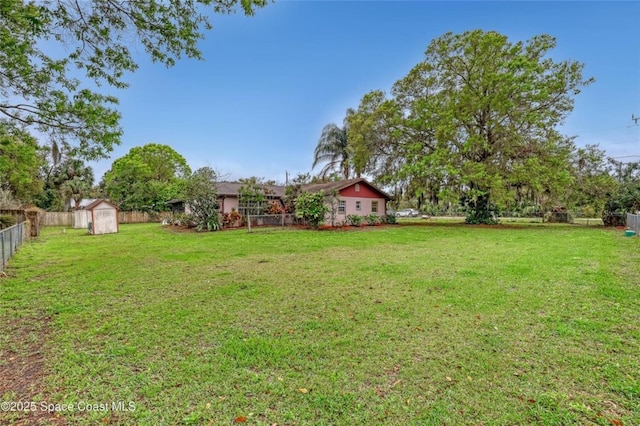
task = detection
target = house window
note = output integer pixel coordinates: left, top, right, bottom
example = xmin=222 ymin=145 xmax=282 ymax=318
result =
xmin=356 ymin=201 xmax=361 ymax=211
xmin=338 ymin=200 xmax=346 ymax=214
xmin=371 ymin=201 xmax=378 ymax=213
xmin=355 ymin=183 xmax=360 ymax=192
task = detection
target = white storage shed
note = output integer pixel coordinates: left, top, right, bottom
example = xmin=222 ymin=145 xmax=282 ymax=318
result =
xmin=85 ymin=199 xmax=119 ymax=235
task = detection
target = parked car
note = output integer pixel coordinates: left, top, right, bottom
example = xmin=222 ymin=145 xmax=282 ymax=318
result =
xmin=396 ymin=208 xmax=420 ymax=217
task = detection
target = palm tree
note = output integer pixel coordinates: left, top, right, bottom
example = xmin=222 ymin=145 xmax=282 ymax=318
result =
xmin=61 ymin=176 xmax=92 ymax=210
xmin=57 ymin=158 xmax=94 ymax=210
xmin=312 ymin=109 xmax=354 ymax=180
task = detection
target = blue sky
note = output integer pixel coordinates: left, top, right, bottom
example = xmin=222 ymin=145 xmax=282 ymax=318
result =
xmin=90 ymin=1 xmax=640 ymax=183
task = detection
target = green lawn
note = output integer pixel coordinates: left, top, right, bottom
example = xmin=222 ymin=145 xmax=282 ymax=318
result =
xmin=1 ymin=223 xmax=639 ymax=425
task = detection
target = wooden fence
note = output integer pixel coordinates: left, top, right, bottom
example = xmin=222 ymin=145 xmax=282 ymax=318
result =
xmin=43 ymin=211 xmax=73 ymax=226
xmin=41 ymin=211 xmax=171 ymax=227
xmin=0 ymin=209 xmax=26 ymax=224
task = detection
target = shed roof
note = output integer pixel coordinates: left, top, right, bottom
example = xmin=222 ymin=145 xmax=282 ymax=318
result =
xmin=85 ymin=199 xmax=119 ymax=211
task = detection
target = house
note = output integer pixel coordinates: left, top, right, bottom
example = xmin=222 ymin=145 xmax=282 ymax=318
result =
xmin=166 ymin=182 xmax=287 ymax=216
xmin=84 ymin=199 xmax=119 ymax=235
xmin=301 ymin=178 xmax=391 ymax=224
xmin=165 ymin=178 xmax=391 ymax=225
xmin=217 ymin=182 xmax=286 ymax=216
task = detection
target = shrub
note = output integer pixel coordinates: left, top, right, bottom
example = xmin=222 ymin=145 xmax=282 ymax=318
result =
xmin=266 ymin=200 xmax=285 ymax=215
xmin=384 ymin=214 xmax=397 ymax=224
xmin=347 ymin=214 xmax=362 ymax=226
xmin=185 ymin=167 xmax=220 ymax=232
xmin=295 ymin=191 xmax=329 ymax=228
xmin=521 ymin=205 xmax=542 ymax=218
xmin=365 ymin=214 xmax=379 ymax=225
xmin=222 ymin=210 xmax=243 ymax=227
xmin=171 ymin=213 xmax=196 ymax=227
xmin=200 ymin=214 xmax=220 ymax=232
xmin=0 ymin=215 xmax=16 ymax=229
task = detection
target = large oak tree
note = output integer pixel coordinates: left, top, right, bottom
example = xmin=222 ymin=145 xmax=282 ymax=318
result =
xmin=349 ymin=30 xmax=592 ymax=223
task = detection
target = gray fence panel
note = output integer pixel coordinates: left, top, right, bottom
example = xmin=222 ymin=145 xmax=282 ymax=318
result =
xmin=1 ymin=222 xmax=25 ymax=272
xmin=627 ymin=213 xmax=640 ymax=235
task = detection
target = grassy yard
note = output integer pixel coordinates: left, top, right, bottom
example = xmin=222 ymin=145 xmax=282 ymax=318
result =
xmin=1 ymin=223 xmax=639 ymax=425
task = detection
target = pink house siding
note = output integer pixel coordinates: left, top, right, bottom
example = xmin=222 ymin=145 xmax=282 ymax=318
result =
xmin=301 ymin=178 xmax=391 ymax=224
xmin=218 ymin=196 xmax=239 ymax=214
xmin=332 ymin=196 xmax=387 ymax=224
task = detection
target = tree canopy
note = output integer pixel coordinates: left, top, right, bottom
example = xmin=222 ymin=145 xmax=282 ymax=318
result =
xmin=103 ymin=143 xmax=190 ymax=211
xmin=0 ymin=121 xmax=45 ymax=204
xmin=0 ymin=0 xmax=268 ymax=160
xmin=348 ymin=30 xmax=593 ymax=223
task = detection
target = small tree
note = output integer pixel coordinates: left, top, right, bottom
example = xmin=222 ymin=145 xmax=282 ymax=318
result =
xmin=185 ymin=167 xmax=220 ymax=231
xmin=283 ymin=172 xmax=312 ymax=213
xmin=295 ymin=191 xmax=329 ymax=228
xmin=238 ymin=177 xmax=268 ymax=216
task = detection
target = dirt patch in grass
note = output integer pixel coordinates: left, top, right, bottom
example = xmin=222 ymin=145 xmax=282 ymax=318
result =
xmin=0 ymin=315 xmax=65 ymax=425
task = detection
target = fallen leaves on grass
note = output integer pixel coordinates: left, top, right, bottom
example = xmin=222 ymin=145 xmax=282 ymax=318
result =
xmin=234 ymin=416 xmax=247 ymax=423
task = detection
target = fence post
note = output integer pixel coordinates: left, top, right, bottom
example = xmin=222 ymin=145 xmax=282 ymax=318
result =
xmin=1 ymin=230 xmax=5 ymax=269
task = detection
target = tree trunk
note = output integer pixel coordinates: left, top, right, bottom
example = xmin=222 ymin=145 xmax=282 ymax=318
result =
xmin=465 ymin=189 xmax=498 ymax=224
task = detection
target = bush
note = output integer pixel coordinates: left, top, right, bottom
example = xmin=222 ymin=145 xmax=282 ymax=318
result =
xmin=463 ymin=197 xmax=500 ymax=225
xmin=266 ymin=200 xmax=285 ymax=215
xmin=365 ymin=214 xmax=379 ymax=225
xmin=185 ymin=167 xmax=220 ymax=232
xmin=171 ymin=213 xmax=195 ymax=227
xmin=579 ymin=205 xmax=596 ymax=218
xmin=222 ymin=210 xmax=243 ymax=228
xmin=295 ymin=191 xmax=329 ymax=228
xmin=521 ymin=205 xmax=543 ymax=218
xmin=347 ymin=214 xmax=362 ymax=226
xmin=384 ymin=214 xmax=397 ymax=224
xmin=202 ymin=214 xmax=221 ymax=232
xmin=0 ymin=215 xmax=16 ymax=229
